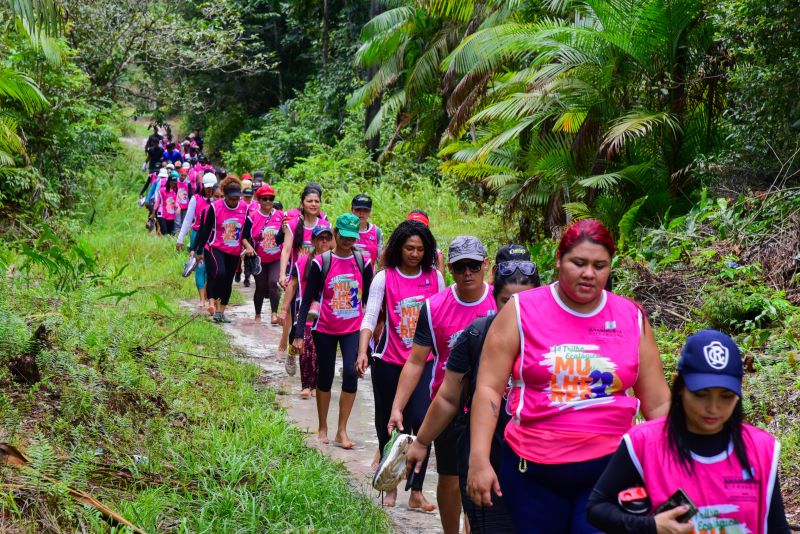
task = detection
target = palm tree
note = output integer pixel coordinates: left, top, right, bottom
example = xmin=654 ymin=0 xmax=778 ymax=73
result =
xmin=440 ymin=0 xmax=721 ymax=238
xmin=0 ymin=0 xmax=62 ymax=172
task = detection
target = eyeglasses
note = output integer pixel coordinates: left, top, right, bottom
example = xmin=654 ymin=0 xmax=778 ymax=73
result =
xmin=497 ymin=260 xmax=537 ymax=277
xmin=258 ymin=196 xmax=275 ymax=202
xmin=451 ymin=261 xmax=483 ymax=274
xmin=314 ymin=234 xmax=332 ymax=241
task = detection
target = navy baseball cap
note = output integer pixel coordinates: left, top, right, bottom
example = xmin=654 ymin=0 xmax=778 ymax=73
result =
xmin=495 ymin=244 xmax=530 ymax=263
xmin=312 ymin=225 xmax=333 ymax=238
xmin=678 ymin=330 xmax=743 ymax=396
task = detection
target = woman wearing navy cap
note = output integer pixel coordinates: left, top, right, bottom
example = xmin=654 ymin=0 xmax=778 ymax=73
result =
xmin=587 ymin=330 xmax=790 ymax=534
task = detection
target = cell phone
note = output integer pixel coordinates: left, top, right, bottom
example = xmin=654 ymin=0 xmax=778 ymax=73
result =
xmin=404 ymin=470 xmax=417 ymax=492
xmin=653 ymin=488 xmax=698 ymax=523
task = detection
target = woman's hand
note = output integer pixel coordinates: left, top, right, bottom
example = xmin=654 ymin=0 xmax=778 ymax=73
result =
xmin=654 ymin=506 xmax=694 ymax=533
xmin=277 ymin=310 xmax=287 ymax=326
xmin=405 ymin=438 xmax=428 ymax=478
xmin=356 ymin=351 xmax=369 ymax=377
xmin=279 ymin=276 xmax=291 ymax=289
xmin=244 ymin=244 xmax=256 ymax=256
xmin=467 ymin=462 xmax=501 ymax=507
xmin=387 ymin=409 xmax=404 ymax=434
xmin=291 ymin=338 xmax=304 ymax=352
xmin=176 ymin=242 xmax=184 ymax=251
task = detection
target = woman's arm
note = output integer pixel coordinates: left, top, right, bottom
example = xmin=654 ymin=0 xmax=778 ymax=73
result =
xmin=467 ymin=302 xmax=519 ymax=507
xmin=278 ymin=224 xmax=293 ymax=287
xmin=292 ymin=261 xmax=322 ymax=346
xmin=406 ymin=368 xmax=465 ymax=474
xmin=176 ymin=196 xmax=197 ymax=248
xmin=241 ymin=218 xmax=255 ymax=255
xmin=633 ymin=315 xmax=670 ymax=420
xmin=357 ymin=270 xmax=386 ymax=375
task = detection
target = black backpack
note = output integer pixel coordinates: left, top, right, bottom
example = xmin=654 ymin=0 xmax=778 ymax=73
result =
xmin=317 ymin=250 xmax=366 ymax=289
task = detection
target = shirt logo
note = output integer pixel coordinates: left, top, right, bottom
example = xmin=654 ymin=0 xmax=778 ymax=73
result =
xmin=605 ymin=321 xmax=616 ymax=329
xmin=704 ymin=341 xmax=729 ymax=370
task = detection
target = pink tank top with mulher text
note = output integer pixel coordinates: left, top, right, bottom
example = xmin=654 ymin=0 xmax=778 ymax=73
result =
xmin=626 ymin=417 xmax=779 ymax=534
xmin=312 ymin=253 xmax=371 ymax=336
xmin=376 ymin=268 xmax=440 ymax=367
xmin=251 ymin=208 xmax=284 ymax=263
xmin=505 ymin=284 xmax=642 ymax=461
xmin=355 ymin=223 xmax=379 ymax=267
xmin=192 ymin=195 xmax=210 ymax=231
xmin=160 ymin=190 xmax=177 ymax=221
xmin=176 ymin=180 xmax=190 ymax=210
xmin=207 ymin=198 xmax=248 ymax=256
xmin=426 ymin=283 xmax=496 ymax=399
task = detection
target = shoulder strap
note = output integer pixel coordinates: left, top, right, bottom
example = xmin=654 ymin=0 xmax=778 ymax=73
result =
xmin=319 ymin=250 xmax=333 ymax=283
xmin=353 ymin=250 xmax=365 ymax=275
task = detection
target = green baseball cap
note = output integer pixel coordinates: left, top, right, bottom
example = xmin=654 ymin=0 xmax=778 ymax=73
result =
xmin=335 ymin=212 xmax=360 ymax=239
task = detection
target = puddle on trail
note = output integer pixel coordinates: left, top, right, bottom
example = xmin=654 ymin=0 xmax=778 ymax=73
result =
xmin=188 ymin=285 xmax=444 ymax=533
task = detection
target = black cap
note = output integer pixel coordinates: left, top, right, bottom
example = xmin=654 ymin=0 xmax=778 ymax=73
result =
xmin=253 ymin=170 xmax=265 ymax=179
xmin=243 ymin=188 xmax=254 ymax=196
xmin=495 ymin=244 xmax=530 ymax=263
xmin=352 ymin=193 xmax=373 ymax=210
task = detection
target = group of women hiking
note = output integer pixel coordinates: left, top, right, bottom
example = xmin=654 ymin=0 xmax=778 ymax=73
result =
xmin=139 ymin=132 xmax=790 ymax=533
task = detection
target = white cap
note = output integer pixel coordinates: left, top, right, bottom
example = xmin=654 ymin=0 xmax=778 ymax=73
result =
xmin=182 ymin=161 xmax=190 ymax=169
xmin=202 ymin=172 xmax=217 ymax=187
xmin=158 ymin=168 xmax=169 ymax=178
xmin=166 ymin=163 xmax=175 ymax=170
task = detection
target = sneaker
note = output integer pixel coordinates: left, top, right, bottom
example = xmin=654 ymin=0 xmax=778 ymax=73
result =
xmin=212 ymin=312 xmax=223 ymax=323
xmin=219 ymin=314 xmax=232 ymax=323
xmin=182 ymin=256 xmax=197 ymax=278
xmin=285 ymin=353 xmax=297 ymax=376
xmin=372 ymin=430 xmax=413 ymax=492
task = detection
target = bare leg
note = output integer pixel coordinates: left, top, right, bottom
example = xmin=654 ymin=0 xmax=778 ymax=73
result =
xmin=383 ymin=487 xmax=397 ymax=507
xmin=334 ymin=391 xmax=356 ymax=449
xmin=316 ymin=389 xmax=330 ymax=444
xmin=438 ymin=475 xmax=462 ymax=534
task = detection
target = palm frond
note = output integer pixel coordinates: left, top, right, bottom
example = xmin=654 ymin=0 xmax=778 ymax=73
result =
xmin=600 ymin=110 xmax=681 ymax=155
xmin=0 ymin=68 xmax=49 ymax=114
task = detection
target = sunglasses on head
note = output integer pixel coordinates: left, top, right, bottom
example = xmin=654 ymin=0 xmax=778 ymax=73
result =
xmin=496 ymin=260 xmax=538 ymax=277
xmin=451 ymin=260 xmax=483 ymax=274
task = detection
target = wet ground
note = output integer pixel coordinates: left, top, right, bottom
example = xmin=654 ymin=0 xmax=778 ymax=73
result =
xmin=200 ymin=284 xmax=444 ymax=533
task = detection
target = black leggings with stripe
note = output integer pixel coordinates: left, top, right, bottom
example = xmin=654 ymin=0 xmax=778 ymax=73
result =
xmin=205 ymin=247 xmax=239 ymax=305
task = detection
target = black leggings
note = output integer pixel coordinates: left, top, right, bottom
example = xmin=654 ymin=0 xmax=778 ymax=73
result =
xmin=158 ymin=218 xmax=174 ymax=235
xmin=205 ymin=247 xmax=239 ymax=306
xmin=371 ymin=357 xmax=433 ymax=491
xmin=312 ymin=331 xmax=359 ymax=393
xmin=253 ymin=260 xmax=281 ymax=315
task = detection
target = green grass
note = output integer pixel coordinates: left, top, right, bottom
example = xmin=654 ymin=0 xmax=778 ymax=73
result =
xmin=0 ymin=145 xmax=391 ymax=532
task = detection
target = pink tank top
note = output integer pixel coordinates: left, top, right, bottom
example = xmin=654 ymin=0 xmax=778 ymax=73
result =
xmin=505 ymin=284 xmax=642 ymax=462
xmin=192 ymin=195 xmax=210 ymax=231
xmin=377 ymin=268 xmax=440 ymax=367
xmin=287 ymin=216 xmax=332 ymax=263
xmin=251 ymin=208 xmax=284 ymax=263
xmin=427 ymin=283 xmax=496 ymax=399
xmin=176 ymin=180 xmax=190 ymax=209
xmin=161 ymin=191 xmax=177 ymax=221
xmin=207 ymin=198 xmax=248 ymax=255
xmin=313 ymin=253 xmax=370 ymax=335
xmin=626 ymin=417 xmax=779 ymax=534
xmin=355 ymin=224 xmax=379 ymax=267
xmin=294 ymin=255 xmax=314 ymax=326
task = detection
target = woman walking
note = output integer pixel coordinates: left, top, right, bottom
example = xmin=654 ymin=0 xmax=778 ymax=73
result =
xmin=468 ymin=219 xmax=671 ymax=533
xmin=278 ymin=185 xmax=331 ymax=287
xmin=250 ymin=184 xmax=284 ymax=323
xmin=153 ymin=174 xmax=180 ymax=236
xmin=279 ymin=225 xmax=334 ymax=397
xmin=176 ymin=172 xmax=217 ymax=310
xmin=356 ymin=220 xmax=444 ymax=510
xmin=405 ymin=246 xmax=540 ymax=532
xmin=194 ymin=176 xmax=256 ymax=323
xmin=292 ymin=213 xmax=373 ymax=448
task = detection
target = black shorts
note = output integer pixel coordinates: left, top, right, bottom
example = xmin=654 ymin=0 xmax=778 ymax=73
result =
xmin=434 ymin=417 xmax=465 ymax=476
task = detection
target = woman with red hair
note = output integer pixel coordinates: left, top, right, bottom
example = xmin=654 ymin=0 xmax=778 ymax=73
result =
xmin=467 ymin=219 xmax=671 ymax=533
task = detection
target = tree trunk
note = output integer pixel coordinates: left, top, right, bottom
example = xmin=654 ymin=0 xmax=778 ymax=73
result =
xmin=322 ymin=0 xmax=330 ymax=66
xmin=365 ymin=0 xmax=383 ymax=158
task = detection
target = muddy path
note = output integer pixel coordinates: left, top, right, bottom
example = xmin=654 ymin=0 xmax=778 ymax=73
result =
xmin=206 ymin=285 xmax=444 ymax=533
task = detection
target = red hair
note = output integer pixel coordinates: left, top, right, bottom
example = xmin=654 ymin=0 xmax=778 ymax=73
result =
xmin=557 ymin=219 xmax=616 ymax=258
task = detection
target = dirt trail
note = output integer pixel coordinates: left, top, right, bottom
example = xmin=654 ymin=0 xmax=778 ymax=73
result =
xmin=212 ymin=285 xmax=444 ymax=533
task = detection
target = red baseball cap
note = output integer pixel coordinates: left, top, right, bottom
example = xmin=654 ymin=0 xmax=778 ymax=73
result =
xmin=407 ymin=211 xmax=430 ymax=227
xmin=255 ymin=184 xmax=275 ymax=198
xmin=241 ymin=173 xmax=253 ymax=182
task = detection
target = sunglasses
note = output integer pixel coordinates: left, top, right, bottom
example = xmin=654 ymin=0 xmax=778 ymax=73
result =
xmin=451 ymin=260 xmax=483 ymax=274
xmin=258 ymin=196 xmax=275 ymax=202
xmin=497 ymin=260 xmax=538 ymax=277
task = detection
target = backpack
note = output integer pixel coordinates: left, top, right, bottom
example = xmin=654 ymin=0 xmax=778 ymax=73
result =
xmin=317 ymin=249 xmax=366 ymax=290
